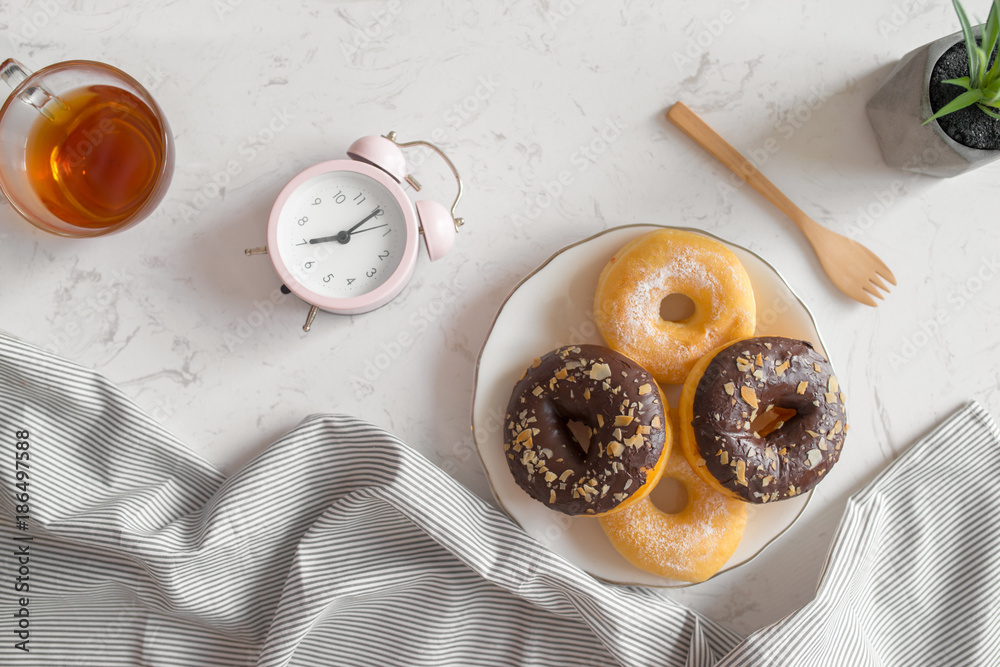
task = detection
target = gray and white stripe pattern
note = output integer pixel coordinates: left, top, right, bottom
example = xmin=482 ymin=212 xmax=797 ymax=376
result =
xmin=1 ymin=330 xmax=998 ymax=666
xmin=0 ymin=332 xmax=737 ymax=666
xmin=718 ymin=400 xmax=1000 ymax=667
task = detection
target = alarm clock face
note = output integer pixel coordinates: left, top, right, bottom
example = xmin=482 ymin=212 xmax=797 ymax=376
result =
xmin=274 ymin=169 xmax=411 ymax=300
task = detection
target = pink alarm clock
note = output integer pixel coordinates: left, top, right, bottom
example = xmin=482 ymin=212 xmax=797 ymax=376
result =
xmin=246 ymin=131 xmax=465 ymax=331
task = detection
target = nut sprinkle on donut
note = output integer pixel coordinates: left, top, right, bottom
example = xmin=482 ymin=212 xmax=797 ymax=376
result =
xmin=504 ymin=345 xmax=669 ymax=516
xmin=685 ymin=337 xmax=847 ymax=503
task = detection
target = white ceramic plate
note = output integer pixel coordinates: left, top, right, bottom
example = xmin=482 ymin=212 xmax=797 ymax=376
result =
xmin=471 ymin=224 xmax=831 ymax=587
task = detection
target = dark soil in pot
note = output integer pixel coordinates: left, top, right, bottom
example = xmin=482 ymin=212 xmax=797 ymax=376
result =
xmin=930 ymin=40 xmax=1000 ymax=150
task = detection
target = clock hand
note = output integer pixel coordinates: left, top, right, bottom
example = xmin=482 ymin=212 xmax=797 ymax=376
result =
xmin=344 ymin=207 xmax=382 ymax=235
xmin=308 ymin=233 xmax=341 ymax=245
xmin=307 ymin=207 xmax=384 ymax=245
xmin=307 ymin=223 xmax=388 ymax=245
xmin=349 ymin=223 xmax=387 ymax=236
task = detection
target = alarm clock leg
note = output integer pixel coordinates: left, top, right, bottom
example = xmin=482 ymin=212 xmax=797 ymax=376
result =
xmin=303 ymin=305 xmax=319 ymax=332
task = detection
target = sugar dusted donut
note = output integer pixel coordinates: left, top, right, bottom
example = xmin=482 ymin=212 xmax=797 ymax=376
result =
xmin=504 ymin=345 xmax=671 ymax=517
xmin=594 ymin=229 xmax=755 ymax=385
xmin=599 ymin=447 xmax=746 ymax=583
xmin=679 ymin=336 xmax=847 ymax=503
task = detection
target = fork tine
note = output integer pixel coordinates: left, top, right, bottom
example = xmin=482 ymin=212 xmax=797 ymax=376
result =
xmin=861 ymin=246 xmax=897 ymax=286
xmin=868 ymin=255 xmax=897 ymax=285
xmin=862 ymin=283 xmax=886 ymax=301
xmin=854 ymin=289 xmax=878 ymax=307
xmin=869 ymin=273 xmax=890 ymax=293
xmin=876 ymin=267 xmax=897 ymax=286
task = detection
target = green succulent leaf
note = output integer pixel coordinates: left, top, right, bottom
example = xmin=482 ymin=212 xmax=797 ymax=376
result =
xmin=937 ymin=1 xmax=1000 ymax=120
xmin=924 ymin=88 xmax=985 ymax=124
xmin=954 ymin=0 xmax=983 ymax=85
xmin=985 ymin=2 xmax=1000 ymax=52
xmin=977 ymin=102 xmax=1000 ymax=118
xmin=935 ymin=2 xmax=1000 ymax=120
xmin=985 ymin=0 xmax=1000 ymax=83
xmin=945 ymin=76 xmax=974 ymax=90
xmin=983 ymin=76 xmax=1000 ymax=98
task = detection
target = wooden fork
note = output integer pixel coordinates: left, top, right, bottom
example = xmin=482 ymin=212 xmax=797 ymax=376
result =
xmin=666 ymin=101 xmax=896 ymax=307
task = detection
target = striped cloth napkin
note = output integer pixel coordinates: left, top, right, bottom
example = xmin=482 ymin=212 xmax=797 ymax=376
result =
xmin=718 ymin=399 xmax=1000 ymax=667
xmin=0 ymin=329 xmax=997 ymax=666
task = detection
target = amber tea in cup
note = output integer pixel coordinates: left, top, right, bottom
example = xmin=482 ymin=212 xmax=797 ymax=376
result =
xmin=0 ymin=59 xmax=174 ymax=237
xmin=25 ymin=84 xmax=168 ymax=229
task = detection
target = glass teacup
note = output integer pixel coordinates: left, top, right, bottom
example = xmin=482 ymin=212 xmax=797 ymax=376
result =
xmin=0 ymin=58 xmax=174 ymax=237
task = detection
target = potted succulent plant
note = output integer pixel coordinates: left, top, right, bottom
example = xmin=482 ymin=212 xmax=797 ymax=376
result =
xmin=867 ymin=0 xmax=1000 ymax=177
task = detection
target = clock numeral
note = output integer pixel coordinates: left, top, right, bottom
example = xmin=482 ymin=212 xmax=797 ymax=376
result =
xmin=333 ymin=190 xmax=346 ymax=204
xmin=346 ymin=278 xmax=355 ymax=285
xmin=366 ymin=268 xmax=377 ymax=278
xmin=311 ymin=197 xmax=321 ymax=205
xmin=354 ymin=193 xmax=366 ymax=205
xmin=378 ymin=250 xmax=389 ymax=261
xmin=296 ymin=238 xmax=308 ymax=246
xmin=297 ymin=216 xmax=309 ymax=226
xmin=304 ymin=261 xmax=315 ymax=269
xmin=375 ymin=208 xmax=384 ymax=217
xmin=323 ymin=273 xmax=334 ymax=283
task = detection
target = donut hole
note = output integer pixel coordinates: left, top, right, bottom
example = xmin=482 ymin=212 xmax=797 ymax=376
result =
xmin=659 ymin=293 xmax=696 ymax=322
xmin=648 ymin=476 xmax=688 ymax=514
xmin=566 ymin=420 xmax=592 ymax=455
xmin=750 ymin=406 xmax=799 ymax=438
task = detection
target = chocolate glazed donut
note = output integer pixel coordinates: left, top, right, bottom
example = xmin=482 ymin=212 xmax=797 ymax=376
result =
xmin=680 ymin=336 xmax=847 ymax=503
xmin=504 ymin=345 xmax=669 ymax=516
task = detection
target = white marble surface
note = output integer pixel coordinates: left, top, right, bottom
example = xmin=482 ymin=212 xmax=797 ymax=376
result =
xmin=1 ymin=0 xmax=998 ymax=640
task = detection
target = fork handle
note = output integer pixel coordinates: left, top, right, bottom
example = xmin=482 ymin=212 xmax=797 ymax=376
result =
xmin=666 ymin=102 xmax=819 ymax=240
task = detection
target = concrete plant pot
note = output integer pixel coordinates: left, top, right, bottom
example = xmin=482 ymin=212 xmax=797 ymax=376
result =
xmin=867 ymin=28 xmax=1000 ymax=178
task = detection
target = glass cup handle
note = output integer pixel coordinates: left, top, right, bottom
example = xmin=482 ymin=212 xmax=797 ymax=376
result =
xmin=1 ymin=58 xmax=68 ymax=121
